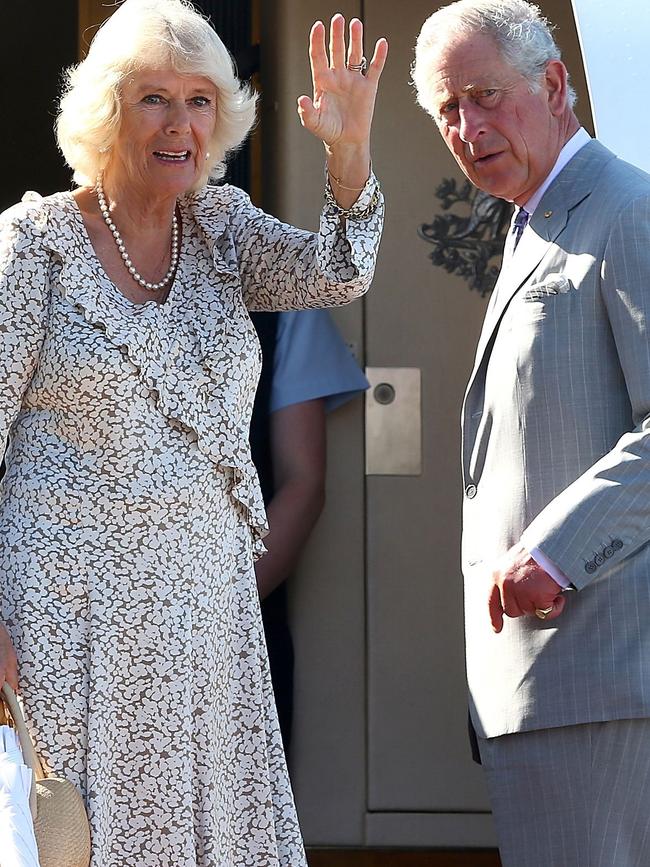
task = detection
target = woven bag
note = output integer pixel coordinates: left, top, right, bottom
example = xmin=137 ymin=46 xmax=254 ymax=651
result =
xmin=1 ymin=683 xmax=91 ymax=867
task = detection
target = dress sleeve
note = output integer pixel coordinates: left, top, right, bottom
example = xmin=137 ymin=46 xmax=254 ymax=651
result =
xmin=0 ymin=200 xmax=51 ymax=447
xmin=229 ymin=173 xmax=384 ymax=312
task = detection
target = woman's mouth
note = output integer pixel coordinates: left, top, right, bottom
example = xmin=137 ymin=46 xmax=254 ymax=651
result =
xmin=153 ymin=150 xmax=191 ymax=162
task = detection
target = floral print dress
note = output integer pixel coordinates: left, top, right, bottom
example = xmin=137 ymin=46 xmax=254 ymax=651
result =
xmin=0 ymin=178 xmax=383 ymax=866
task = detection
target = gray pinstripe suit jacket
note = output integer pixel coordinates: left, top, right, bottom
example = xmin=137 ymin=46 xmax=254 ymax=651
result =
xmin=463 ymin=140 xmax=650 ymax=739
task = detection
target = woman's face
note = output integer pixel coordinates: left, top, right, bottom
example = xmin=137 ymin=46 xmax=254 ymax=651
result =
xmin=108 ymin=68 xmax=217 ymax=198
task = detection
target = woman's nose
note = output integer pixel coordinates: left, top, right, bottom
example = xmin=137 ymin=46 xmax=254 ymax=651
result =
xmin=165 ymin=101 xmax=191 ymax=134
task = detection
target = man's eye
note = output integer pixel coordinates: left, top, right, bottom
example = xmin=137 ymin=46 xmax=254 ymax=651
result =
xmin=441 ymin=102 xmax=459 ymax=117
xmin=477 ymin=89 xmax=497 ymax=100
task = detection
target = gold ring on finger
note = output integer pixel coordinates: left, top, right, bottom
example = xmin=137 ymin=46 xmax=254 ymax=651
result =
xmin=347 ymin=57 xmax=367 ymax=73
xmin=534 ymin=606 xmax=554 ymax=620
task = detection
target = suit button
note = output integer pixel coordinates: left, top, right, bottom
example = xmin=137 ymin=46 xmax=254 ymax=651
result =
xmin=465 ymin=484 xmax=477 ymax=499
xmin=603 ymin=546 xmax=614 ymax=559
xmin=612 ymin=538 xmax=624 ymax=550
xmin=594 ymin=553 xmax=604 ymax=566
xmin=585 ymin=560 xmax=597 ymax=574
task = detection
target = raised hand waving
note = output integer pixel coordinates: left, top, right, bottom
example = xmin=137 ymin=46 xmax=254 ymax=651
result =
xmin=297 ymin=14 xmax=388 ymax=207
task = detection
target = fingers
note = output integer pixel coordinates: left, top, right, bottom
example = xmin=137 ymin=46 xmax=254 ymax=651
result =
xmin=488 ymin=582 xmax=504 ymax=633
xmin=366 ymin=37 xmax=389 ymax=85
xmin=296 ymin=94 xmax=317 ymax=131
xmin=489 ymin=564 xmax=567 ymax=633
xmin=490 ymin=584 xmax=566 ymax=631
xmin=309 ymin=20 xmax=328 ymax=84
xmin=3 ymin=643 xmax=19 ymax=691
xmin=4 ymin=663 xmax=18 ymax=693
xmin=310 ymin=15 xmax=387 ymax=78
xmin=500 ymin=575 xmax=526 ymax=619
xmin=329 ymin=13 xmax=346 ymax=70
xmin=541 ymin=593 xmax=566 ymax=622
xmin=0 ymin=658 xmax=19 ymax=693
xmin=347 ymin=18 xmax=363 ymax=67
xmin=0 ymin=625 xmax=19 ymax=692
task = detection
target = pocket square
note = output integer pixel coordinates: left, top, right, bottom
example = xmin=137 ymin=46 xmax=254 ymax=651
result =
xmin=523 ymin=274 xmax=572 ymax=301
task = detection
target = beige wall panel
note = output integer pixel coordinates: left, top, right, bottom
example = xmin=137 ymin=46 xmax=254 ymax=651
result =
xmin=260 ymin=0 xmax=368 ymax=847
xmin=289 ymin=398 xmax=367 ymax=845
xmin=365 ymin=812 xmax=498 ymax=848
xmin=364 ymin=0 xmax=491 ymax=813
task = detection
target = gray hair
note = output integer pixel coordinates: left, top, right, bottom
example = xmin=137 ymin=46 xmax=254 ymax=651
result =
xmin=413 ymin=0 xmax=576 ymax=118
xmin=56 ymin=0 xmax=257 ymax=189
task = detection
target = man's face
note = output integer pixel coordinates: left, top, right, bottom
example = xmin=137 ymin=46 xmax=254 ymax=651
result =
xmin=429 ymin=32 xmax=564 ymax=204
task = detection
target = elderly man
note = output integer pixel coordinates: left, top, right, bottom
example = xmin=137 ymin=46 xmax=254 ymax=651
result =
xmin=413 ymin=2 xmax=650 ymax=865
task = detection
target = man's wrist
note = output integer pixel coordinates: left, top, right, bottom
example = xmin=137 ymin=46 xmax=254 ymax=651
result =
xmin=528 ymin=545 xmax=572 ymax=589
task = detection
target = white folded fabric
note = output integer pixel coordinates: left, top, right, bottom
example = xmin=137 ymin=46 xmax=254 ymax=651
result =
xmin=0 ymin=726 xmax=40 ymax=867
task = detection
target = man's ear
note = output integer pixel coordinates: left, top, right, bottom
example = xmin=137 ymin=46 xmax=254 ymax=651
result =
xmin=545 ymin=59 xmax=569 ymax=116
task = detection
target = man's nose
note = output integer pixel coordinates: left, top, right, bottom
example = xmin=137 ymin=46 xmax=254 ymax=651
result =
xmin=458 ymin=104 xmax=485 ymax=143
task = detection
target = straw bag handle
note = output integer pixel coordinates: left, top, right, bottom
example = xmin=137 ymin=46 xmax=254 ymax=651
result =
xmin=1 ymin=683 xmax=47 ymax=818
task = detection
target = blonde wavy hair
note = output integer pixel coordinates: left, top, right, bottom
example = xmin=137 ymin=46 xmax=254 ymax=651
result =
xmin=56 ymin=0 xmax=257 ymax=189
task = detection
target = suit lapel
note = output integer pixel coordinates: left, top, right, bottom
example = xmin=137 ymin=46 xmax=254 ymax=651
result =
xmin=474 ymin=227 xmax=557 ymax=372
xmin=466 ymin=140 xmax=616 ymax=394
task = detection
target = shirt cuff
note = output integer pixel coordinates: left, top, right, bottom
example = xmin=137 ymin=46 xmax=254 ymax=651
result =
xmin=528 ymin=546 xmax=572 ymax=589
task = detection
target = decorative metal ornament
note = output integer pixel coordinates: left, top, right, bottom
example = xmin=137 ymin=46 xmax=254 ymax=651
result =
xmin=418 ymin=177 xmax=512 ymax=296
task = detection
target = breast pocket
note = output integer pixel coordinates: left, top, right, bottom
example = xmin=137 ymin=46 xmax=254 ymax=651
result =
xmin=505 ymin=274 xmax=575 ymax=335
xmin=521 ymin=273 xmax=574 ymax=302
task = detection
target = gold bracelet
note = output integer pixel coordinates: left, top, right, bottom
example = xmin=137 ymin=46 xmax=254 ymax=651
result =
xmin=323 ymin=177 xmax=381 ymax=220
xmin=327 ymin=170 xmax=367 ymax=192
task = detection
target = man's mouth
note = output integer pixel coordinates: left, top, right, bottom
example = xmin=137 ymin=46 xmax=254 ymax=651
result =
xmin=473 ymin=151 xmax=502 ymax=166
xmin=153 ymin=150 xmax=191 ymax=162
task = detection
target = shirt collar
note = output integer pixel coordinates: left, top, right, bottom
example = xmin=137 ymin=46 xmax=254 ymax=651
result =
xmin=521 ymin=127 xmax=592 ymax=217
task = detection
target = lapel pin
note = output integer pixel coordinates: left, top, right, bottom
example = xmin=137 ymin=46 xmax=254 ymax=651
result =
xmin=544 ymin=210 xmax=553 ymax=218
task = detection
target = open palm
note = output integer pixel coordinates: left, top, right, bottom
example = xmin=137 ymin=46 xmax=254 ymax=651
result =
xmin=298 ymin=15 xmax=388 ymax=149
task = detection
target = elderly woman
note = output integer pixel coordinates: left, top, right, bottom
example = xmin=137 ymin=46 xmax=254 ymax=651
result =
xmin=0 ymin=0 xmax=386 ymax=863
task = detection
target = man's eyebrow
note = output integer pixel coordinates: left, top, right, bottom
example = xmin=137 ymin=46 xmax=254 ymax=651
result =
xmin=462 ymin=82 xmax=496 ymax=93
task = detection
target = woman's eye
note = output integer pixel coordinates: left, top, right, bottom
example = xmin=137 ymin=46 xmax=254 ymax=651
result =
xmin=191 ymin=96 xmax=211 ymax=107
xmin=142 ymin=94 xmax=164 ymax=105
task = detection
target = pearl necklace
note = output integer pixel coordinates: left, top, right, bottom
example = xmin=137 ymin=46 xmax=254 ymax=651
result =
xmin=95 ymin=175 xmax=180 ymax=291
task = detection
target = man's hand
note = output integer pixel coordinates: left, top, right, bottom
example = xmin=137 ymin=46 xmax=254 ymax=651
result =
xmin=489 ymin=543 xmax=566 ymax=633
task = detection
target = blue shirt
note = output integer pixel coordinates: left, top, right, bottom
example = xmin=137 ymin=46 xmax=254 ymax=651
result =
xmin=269 ymin=309 xmax=369 ymax=413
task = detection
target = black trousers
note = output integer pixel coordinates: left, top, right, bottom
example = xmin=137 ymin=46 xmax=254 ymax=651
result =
xmin=261 ymin=584 xmax=294 ymax=755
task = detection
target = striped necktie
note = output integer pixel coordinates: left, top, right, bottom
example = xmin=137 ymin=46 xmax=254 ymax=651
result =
xmin=512 ymin=207 xmax=529 ymax=249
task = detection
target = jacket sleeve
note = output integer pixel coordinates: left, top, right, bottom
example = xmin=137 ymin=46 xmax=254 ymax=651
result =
xmin=0 ymin=200 xmax=51 ymax=449
xmin=227 ymin=173 xmax=384 ymax=311
xmin=521 ymin=194 xmax=650 ymax=590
